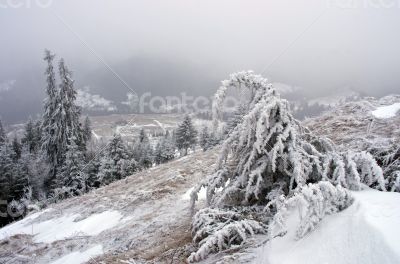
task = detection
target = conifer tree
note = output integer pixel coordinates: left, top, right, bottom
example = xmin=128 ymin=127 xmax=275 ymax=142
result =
xmin=41 ymin=50 xmax=58 ymax=170
xmin=99 ymin=134 xmax=135 ymax=184
xmin=176 ymin=115 xmax=197 ymax=156
xmin=225 ymin=104 xmax=247 ymax=135
xmin=11 ymin=136 xmax=22 ymax=161
xmin=85 ymin=153 xmax=101 ymax=189
xmin=0 ymin=119 xmax=6 ymax=145
xmin=42 ymin=53 xmax=83 ymax=190
xmin=58 ymin=138 xmax=86 ymax=195
xmin=22 ymin=118 xmax=38 ymax=153
xmin=154 ymin=132 xmax=175 ymax=164
xmin=188 ymin=72 xmax=386 ymax=262
xmin=199 ymin=127 xmax=210 ymax=151
xmin=0 ymin=145 xmax=13 ymax=203
xmin=133 ymin=129 xmax=153 ymax=169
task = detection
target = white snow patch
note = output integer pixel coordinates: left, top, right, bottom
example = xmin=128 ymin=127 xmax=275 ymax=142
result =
xmin=182 ymin=187 xmax=207 ymax=201
xmin=0 ymin=209 xmax=52 ymax=240
xmin=0 ymin=210 xmax=125 ymax=243
xmin=372 ymin=103 xmax=400 ymax=119
xmin=254 ymin=189 xmax=400 ymax=264
xmin=49 ymin=245 xmax=103 ymax=264
xmin=182 ymin=181 xmax=230 ymax=201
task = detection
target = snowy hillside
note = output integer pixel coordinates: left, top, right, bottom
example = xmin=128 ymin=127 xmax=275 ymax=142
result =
xmin=0 ymin=149 xmax=219 ymax=263
xmin=304 ymin=95 xmax=400 ymax=151
xmin=1 ymin=92 xmax=400 ymax=264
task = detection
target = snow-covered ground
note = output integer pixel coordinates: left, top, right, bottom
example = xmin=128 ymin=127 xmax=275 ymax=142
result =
xmin=372 ymin=102 xmax=400 ymax=119
xmin=0 ymin=149 xmax=219 ymax=264
xmin=0 ymin=210 xmax=126 ymax=243
xmin=304 ymin=95 xmax=400 ymax=151
xmin=49 ymin=245 xmax=103 ymax=264
xmin=253 ymin=189 xmax=400 ymax=264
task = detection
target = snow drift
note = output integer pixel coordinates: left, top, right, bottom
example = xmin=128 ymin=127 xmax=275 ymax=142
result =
xmin=255 ymin=189 xmax=400 ymax=264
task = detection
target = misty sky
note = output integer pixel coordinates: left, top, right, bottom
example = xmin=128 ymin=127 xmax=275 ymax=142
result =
xmin=1 ymin=0 xmax=400 ymax=123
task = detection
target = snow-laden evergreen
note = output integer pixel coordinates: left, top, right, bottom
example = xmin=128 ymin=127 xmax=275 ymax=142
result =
xmin=57 ymin=138 xmax=87 ymax=196
xmin=154 ymin=131 xmax=175 ymax=165
xmin=176 ymin=115 xmax=198 ymax=156
xmin=99 ymin=134 xmax=137 ymax=184
xmin=188 ymin=208 xmax=266 ymax=262
xmin=22 ymin=118 xmax=40 ymax=153
xmin=41 ymin=50 xmax=59 ymax=173
xmin=133 ymin=129 xmax=153 ymax=169
xmin=268 ymin=181 xmax=353 ymax=240
xmin=371 ymin=145 xmax=400 ymax=192
xmin=225 ymin=103 xmax=247 ymax=136
xmin=0 ymin=119 xmax=6 ymax=145
xmin=189 ymin=71 xmax=387 ymax=262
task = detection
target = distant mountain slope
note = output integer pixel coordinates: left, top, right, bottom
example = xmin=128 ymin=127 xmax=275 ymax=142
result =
xmin=303 ymin=95 xmax=400 ymax=151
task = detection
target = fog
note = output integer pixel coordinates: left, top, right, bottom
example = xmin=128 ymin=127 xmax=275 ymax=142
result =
xmin=1 ymin=0 xmax=400 ymax=123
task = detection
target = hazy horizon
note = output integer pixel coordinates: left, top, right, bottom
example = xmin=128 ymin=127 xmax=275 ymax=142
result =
xmin=1 ymin=0 xmax=400 ymax=123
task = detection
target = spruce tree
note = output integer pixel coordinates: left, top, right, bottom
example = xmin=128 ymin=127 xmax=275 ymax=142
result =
xmin=225 ymin=104 xmax=247 ymax=135
xmin=176 ymin=115 xmax=197 ymax=156
xmin=22 ymin=118 xmax=38 ymax=153
xmin=133 ymin=129 xmax=153 ymax=169
xmin=85 ymin=152 xmax=101 ymax=189
xmin=58 ymin=138 xmax=86 ymax=195
xmin=154 ymin=133 xmax=175 ymax=165
xmin=41 ymin=50 xmax=58 ymax=162
xmin=99 ymin=134 xmax=135 ymax=184
xmin=0 ymin=119 xmax=6 ymax=145
xmin=0 ymin=145 xmax=13 ymax=202
xmin=199 ymin=127 xmax=210 ymax=151
xmin=42 ymin=54 xmax=83 ymax=190
xmin=11 ymin=136 xmax=22 ymax=161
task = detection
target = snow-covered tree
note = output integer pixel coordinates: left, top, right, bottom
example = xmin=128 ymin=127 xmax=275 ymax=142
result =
xmin=154 ymin=132 xmax=175 ymax=164
xmin=99 ymin=134 xmax=136 ymax=185
xmin=225 ymin=103 xmax=247 ymax=136
xmin=176 ymin=115 xmax=197 ymax=156
xmin=85 ymin=153 xmax=101 ymax=189
xmin=268 ymin=181 xmax=353 ymax=240
xmin=199 ymin=127 xmax=210 ymax=151
xmin=0 ymin=119 xmax=6 ymax=145
xmin=188 ymin=71 xmax=386 ymax=262
xmin=133 ymin=129 xmax=153 ymax=169
xmin=41 ymin=50 xmax=58 ymax=174
xmin=192 ymin=71 xmax=385 ymax=210
xmin=57 ymin=138 xmax=86 ymax=195
xmin=371 ymin=145 xmax=400 ymax=192
xmin=42 ymin=54 xmax=84 ymax=190
xmin=0 ymin=145 xmax=14 ymax=203
xmin=22 ymin=118 xmax=39 ymax=153
xmin=188 ymin=207 xmax=266 ymax=262
xmin=11 ymin=136 xmax=22 ymax=161
xmin=0 ymin=143 xmax=29 ymax=220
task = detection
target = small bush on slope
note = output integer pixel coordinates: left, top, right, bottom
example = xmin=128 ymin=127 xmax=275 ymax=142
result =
xmin=188 ymin=71 xmax=385 ymax=262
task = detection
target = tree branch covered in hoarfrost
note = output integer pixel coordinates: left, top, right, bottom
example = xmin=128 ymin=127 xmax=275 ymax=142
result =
xmin=188 ymin=71 xmax=386 ymax=262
